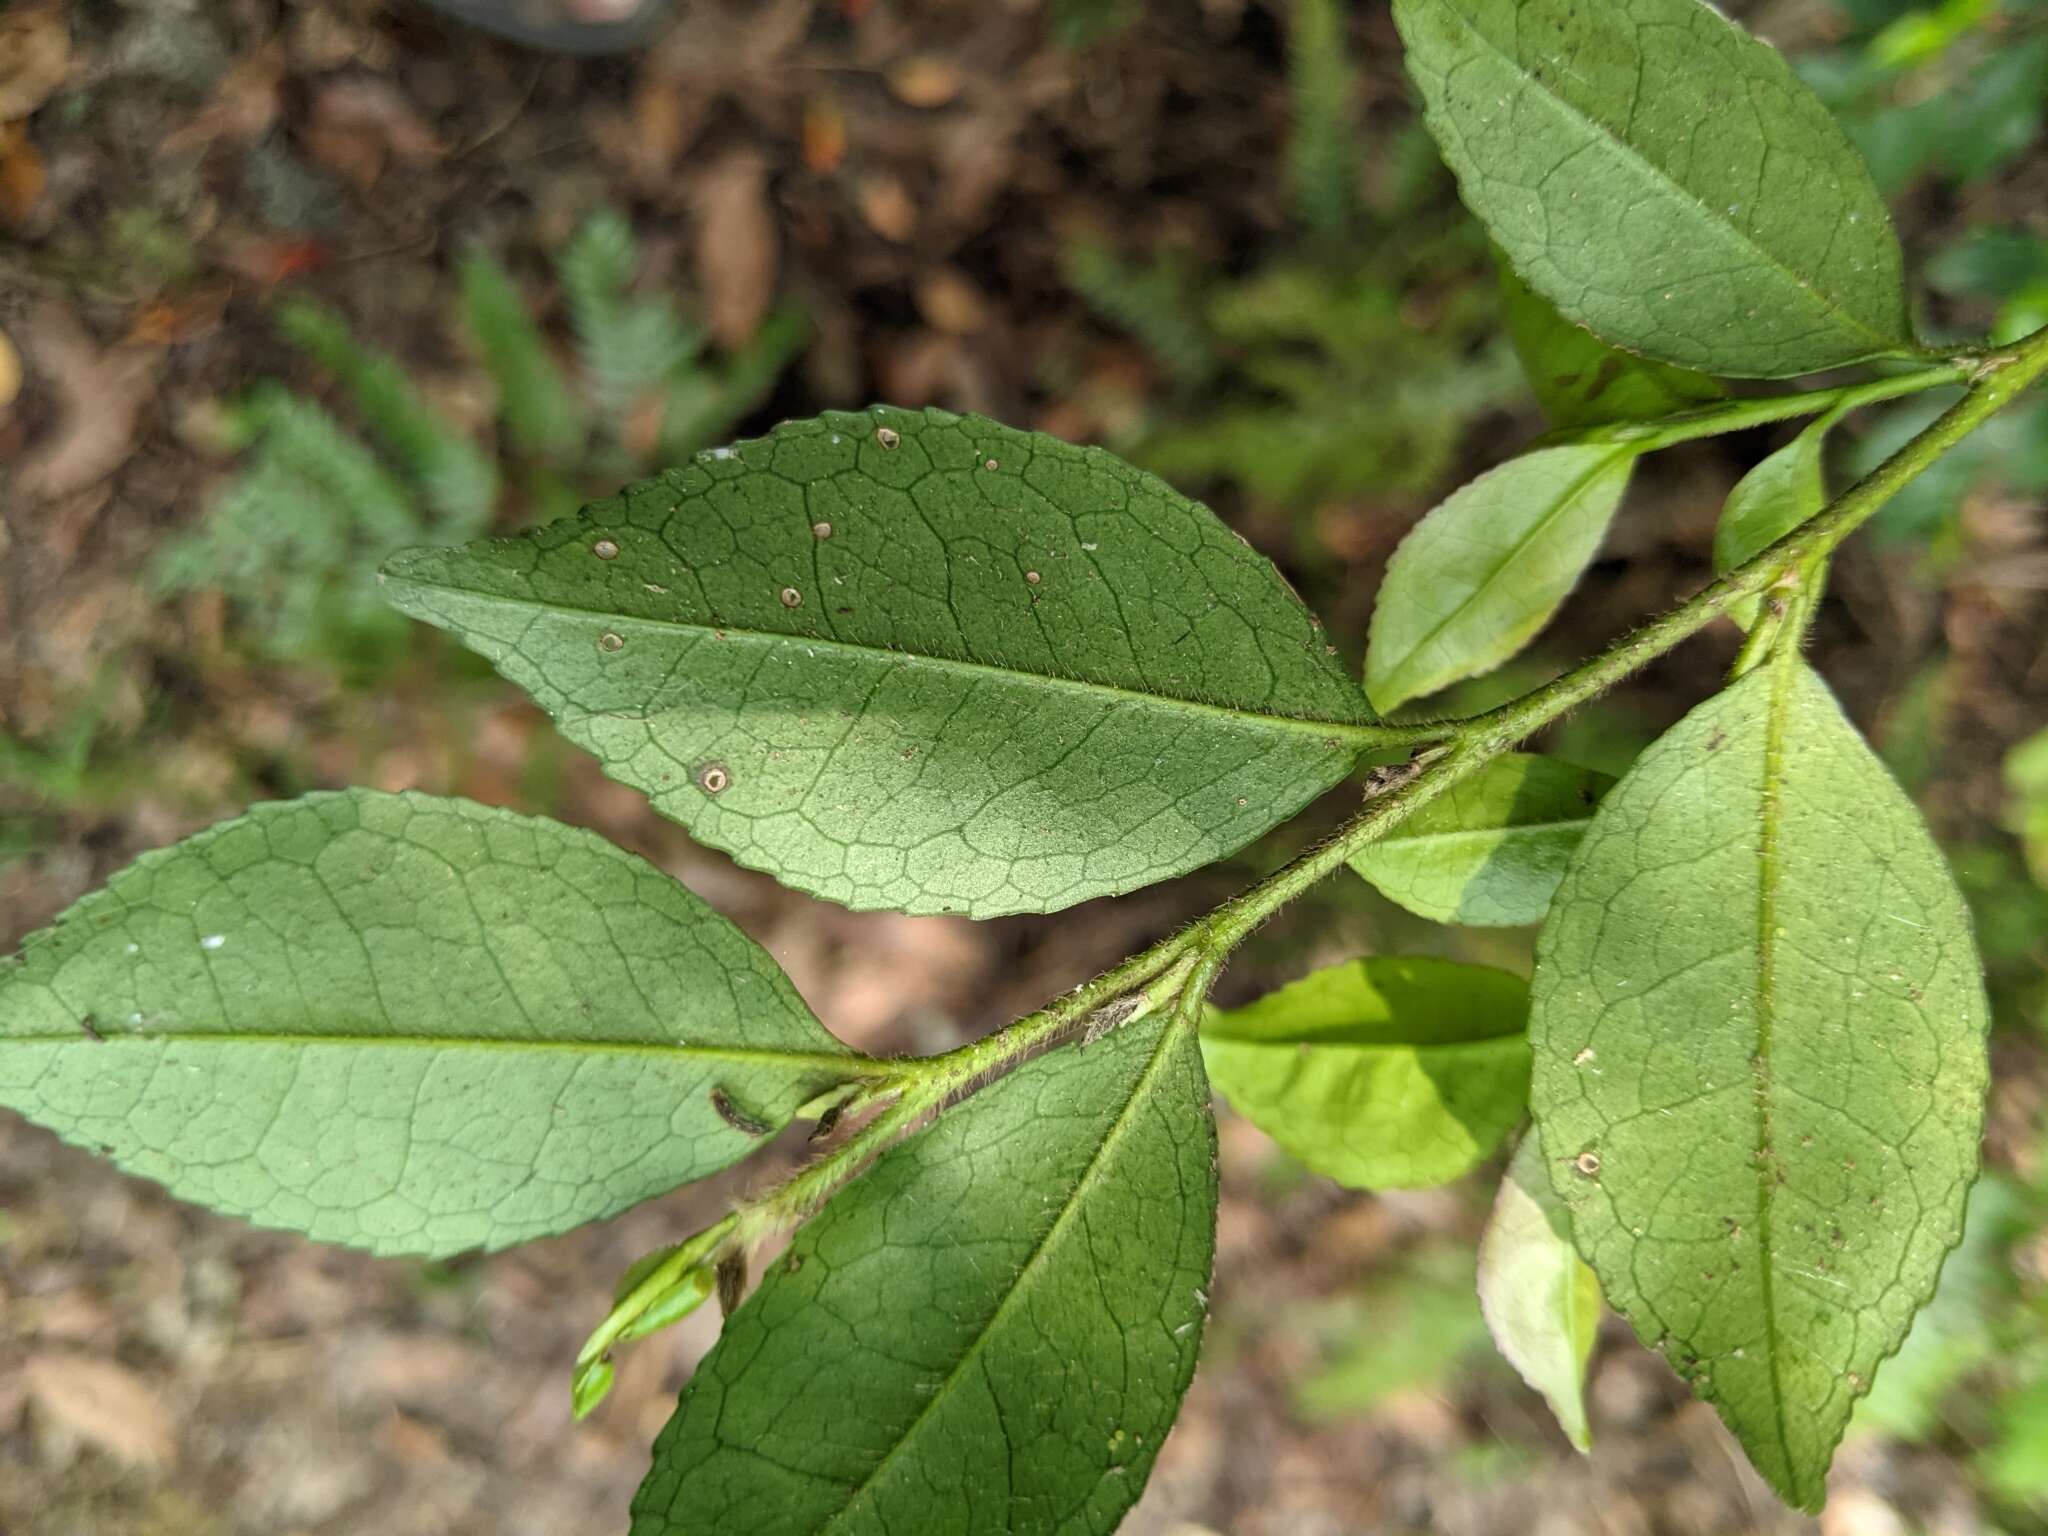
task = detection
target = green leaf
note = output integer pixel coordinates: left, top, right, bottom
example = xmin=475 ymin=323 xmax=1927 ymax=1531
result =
xmin=1394 ymin=0 xmax=1913 ymax=377
xmin=1349 ymin=753 xmax=1612 ymax=927
xmin=1499 ymin=265 xmax=1723 ymax=430
xmin=0 ymin=791 xmax=860 ymax=1258
xmin=1478 ymin=1134 xmax=1601 ymax=1452
xmin=1202 ymin=956 xmax=1530 ymax=1190
xmin=1713 ymin=415 xmax=1835 ymax=629
xmin=1528 ymin=661 xmax=1989 ymax=1510
xmin=383 ymin=407 xmax=1373 ymax=918
xmin=1366 ymin=442 xmax=1636 ymax=712
xmin=630 ymin=1000 xmax=1217 ymax=1535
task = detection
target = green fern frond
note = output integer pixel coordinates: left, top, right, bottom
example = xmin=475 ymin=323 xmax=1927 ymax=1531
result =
xmin=1063 ymin=238 xmax=1218 ymax=387
xmin=559 ymin=211 xmax=700 ymax=422
xmin=276 ymin=298 xmax=498 ymax=532
xmin=155 ymin=388 xmax=422 ymax=659
xmin=1048 ymin=0 xmax=1139 ymax=48
xmin=459 ymin=250 xmax=587 ymax=465
xmin=1287 ymin=0 xmax=1361 ymax=240
xmin=661 ymin=305 xmax=810 ymax=459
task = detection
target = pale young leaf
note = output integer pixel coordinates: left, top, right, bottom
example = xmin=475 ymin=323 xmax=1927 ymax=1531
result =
xmin=1478 ymin=1133 xmax=1602 ymax=1451
xmin=1366 ymin=443 xmax=1636 ymax=712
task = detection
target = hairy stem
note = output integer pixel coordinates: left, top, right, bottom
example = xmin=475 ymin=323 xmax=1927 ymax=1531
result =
xmin=592 ymin=324 xmax=2048 ymax=1363
xmin=918 ymin=322 xmax=2048 ymax=1083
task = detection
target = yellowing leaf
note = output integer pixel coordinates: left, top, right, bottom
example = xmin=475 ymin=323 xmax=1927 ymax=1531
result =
xmin=1478 ymin=1134 xmax=1601 ymax=1451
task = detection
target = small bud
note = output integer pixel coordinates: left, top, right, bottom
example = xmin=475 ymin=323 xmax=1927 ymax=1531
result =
xmin=618 ymin=1265 xmax=717 ymax=1343
xmin=571 ymin=1357 xmax=616 ymax=1421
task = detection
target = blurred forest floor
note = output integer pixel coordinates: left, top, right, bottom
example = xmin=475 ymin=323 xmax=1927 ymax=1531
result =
xmin=2 ymin=1 xmax=2047 ymax=1533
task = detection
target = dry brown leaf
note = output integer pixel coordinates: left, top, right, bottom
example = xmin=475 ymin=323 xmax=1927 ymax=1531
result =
xmin=123 ymin=284 xmax=231 ymax=348
xmin=887 ymin=55 xmax=965 ymax=109
xmin=15 ymin=304 xmax=160 ymax=504
xmin=290 ymin=3 xmax=393 ymax=71
xmin=622 ymin=70 xmax=688 ymax=182
xmin=24 ymin=1353 xmax=175 ymax=1468
xmin=692 ymin=150 xmax=778 ymax=350
xmin=303 ymin=75 xmax=444 ymax=190
xmin=857 ymin=174 xmax=917 ymax=242
xmin=800 ymin=96 xmax=847 ymax=173
xmin=0 ymin=1 xmax=68 ymax=122
xmin=161 ymin=40 xmax=283 ymax=157
xmin=0 ymin=326 xmax=20 ymax=414
xmin=0 ymin=119 xmax=46 ymax=226
xmin=915 ymin=268 xmax=989 ymax=335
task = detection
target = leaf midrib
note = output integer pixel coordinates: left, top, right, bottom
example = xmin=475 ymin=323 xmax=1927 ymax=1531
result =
xmin=1431 ymin=0 xmax=1901 ymax=357
xmin=1371 ymin=817 xmax=1593 ymax=851
xmin=1751 ymin=658 xmax=1797 ymax=1489
xmin=7 ymin=1027 xmax=869 ymax=1075
xmin=814 ymin=1014 xmax=1197 ymax=1533
xmin=1204 ymin=1027 xmax=1526 ymax=1053
xmin=385 ymin=573 xmax=1380 ymax=745
xmin=1373 ymin=444 xmax=1633 ymax=704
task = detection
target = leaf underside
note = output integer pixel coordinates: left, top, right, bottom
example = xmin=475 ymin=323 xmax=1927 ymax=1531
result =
xmin=1529 ymin=662 xmax=1988 ymax=1510
xmin=383 ymin=407 xmax=1371 ymax=918
xmin=1203 ymin=955 xmax=1530 ymax=1189
xmin=1366 ymin=442 xmax=1635 ymax=712
xmin=1349 ymin=752 xmax=1613 ymax=927
xmin=1396 ymin=0 xmax=1912 ymax=377
xmin=1498 ymin=263 xmax=1723 ymax=430
xmin=631 ymin=1004 xmax=1218 ymax=1536
xmin=0 ymin=791 xmax=852 ymax=1258
xmin=1714 ymin=417 xmax=1831 ymax=628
